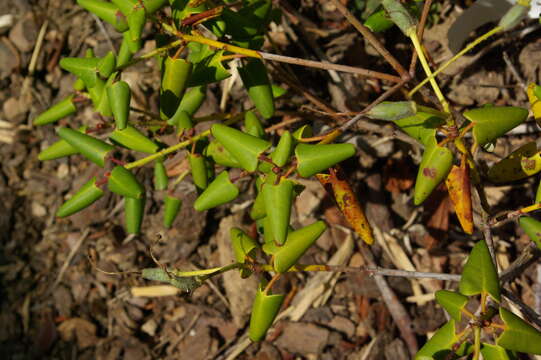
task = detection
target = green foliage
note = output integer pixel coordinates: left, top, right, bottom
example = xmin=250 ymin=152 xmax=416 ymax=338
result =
xmin=35 ymin=1 xmax=541 ymax=355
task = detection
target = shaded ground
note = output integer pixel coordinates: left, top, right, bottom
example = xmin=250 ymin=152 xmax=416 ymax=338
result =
xmin=1 ymin=0 xmax=541 ymax=359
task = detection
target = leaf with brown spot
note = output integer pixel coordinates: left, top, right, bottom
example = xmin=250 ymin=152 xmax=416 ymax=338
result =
xmin=316 ymin=167 xmax=374 ymax=245
xmin=488 ymin=142 xmax=537 ymax=183
xmin=445 ymin=156 xmax=473 ymax=234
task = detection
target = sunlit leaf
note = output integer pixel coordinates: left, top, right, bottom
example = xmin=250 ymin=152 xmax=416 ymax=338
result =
xmin=464 ymin=106 xmax=528 ymax=146
xmin=435 ymin=290 xmax=469 ymax=322
xmin=459 ymin=239 xmax=500 ymax=302
xmin=414 ymin=144 xmax=453 ymax=205
xmin=497 ymin=307 xmax=541 ymax=354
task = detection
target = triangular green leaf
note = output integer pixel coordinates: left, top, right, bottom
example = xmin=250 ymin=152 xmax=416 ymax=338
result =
xmin=459 ymin=239 xmax=500 ymax=302
xmin=464 ymin=106 xmax=528 ymax=146
xmin=435 ymin=290 xmax=469 ymax=322
xmin=211 ymin=124 xmax=270 ymax=172
xmin=295 ymin=143 xmax=356 ymax=178
xmin=519 ymin=216 xmax=541 ymax=249
xmin=497 ymin=307 xmax=541 ymax=354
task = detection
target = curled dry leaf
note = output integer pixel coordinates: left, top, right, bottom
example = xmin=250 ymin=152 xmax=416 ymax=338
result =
xmin=445 ymin=156 xmax=473 ymax=234
xmin=316 ymin=167 xmax=374 ymax=245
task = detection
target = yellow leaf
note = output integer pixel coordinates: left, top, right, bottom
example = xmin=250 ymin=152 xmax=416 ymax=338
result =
xmin=445 ymin=156 xmax=473 ymax=234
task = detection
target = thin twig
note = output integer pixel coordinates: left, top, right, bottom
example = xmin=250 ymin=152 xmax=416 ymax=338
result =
xmin=409 ymin=0 xmax=433 ymax=76
xmin=502 ymin=288 xmax=541 ymax=330
xmin=330 ymin=0 xmax=408 ymax=79
xmin=91 ymin=13 xmax=116 ymax=54
xmin=502 ymin=51 xmax=526 ymax=90
xmin=260 ymin=52 xmax=403 ymax=83
xmin=51 ymin=228 xmax=90 ymax=290
xmin=360 ymin=245 xmax=418 ymax=356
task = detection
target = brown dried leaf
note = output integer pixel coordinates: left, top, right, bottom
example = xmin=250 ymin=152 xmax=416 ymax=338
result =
xmin=445 ymin=158 xmax=474 ymax=234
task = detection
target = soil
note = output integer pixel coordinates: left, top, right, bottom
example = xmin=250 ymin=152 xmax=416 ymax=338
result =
xmin=1 ymin=0 xmax=541 ymax=359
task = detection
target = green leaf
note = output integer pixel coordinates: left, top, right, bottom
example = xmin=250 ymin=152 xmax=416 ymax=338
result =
xmin=187 ymin=49 xmax=231 ymax=87
xmin=38 ymin=126 xmax=87 ymax=161
xmin=189 ymin=153 xmax=209 ymax=191
xmin=109 ymin=125 xmax=159 ymax=154
xmin=518 ymin=216 xmax=541 ymax=249
xmin=160 ymin=57 xmax=193 ymax=119
xmin=56 ymin=177 xmax=104 ymax=217
xmin=176 ymin=85 xmax=206 ymax=116
xmin=193 ymin=171 xmax=239 ymax=211
xmin=270 ymin=130 xmax=293 ymax=167
xmin=98 ymin=51 xmax=116 ymax=78
xmin=127 ymin=4 xmax=146 ymax=42
xmin=273 ymin=221 xmax=327 ymax=273
xmin=125 ymin=196 xmax=145 ymax=234
xmin=499 ymin=3 xmax=530 ymax=30
xmin=381 ymin=0 xmax=417 ymax=36
xmin=481 ymin=344 xmax=516 ymax=360
xmin=230 ymin=227 xmax=258 ymax=264
xmin=262 ymin=178 xmax=294 ymax=245
xmin=365 ymin=101 xmax=417 ymax=121
xmin=459 ymin=239 xmax=500 ymax=302
xmin=415 ymin=320 xmax=461 ymax=360
xmin=393 ymin=112 xmax=444 ymax=147
xmin=76 ymin=0 xmax=129 ymax=32
xmin=435 ymin=290 xmax=469 ymax=322
xmin=59 ymin=57 xmax=100 ymax=88
xmin=364 ymin=8 xmax=394 ymax=32
xmin=211 ymin=124 xmax=271 ymax=172
xmin=34 ymin=95 xmax=77 ymax=126
xmin=487 ymin=142 xmax=538 ymax=183
xmin=464 ymin=106 xmax=528 ymax=146
xmin=238 ymin=58 xmax=275 ymax=119
xmin=163 ymin=195 xmax=182 ymax=228
xmin=497 ymin=307 xmax=541 ymax=354
xmin=153 ymin=159 xmax=168 ymax=191
xmin=292 ymin=125 xmax=313 ymax=140
xmin=57 ymin=127 xmax=114 ymax=167
xmin=244 ymin=110 xmax=266 ymax=138
xmin=248 ymin=287 xmax=284 ymax=342
xmin=204 ymin=140 xmax=241 ymax=168
xmin=107 ymin=80 xmax=131 ymax=130
xmin=413 ymin=144 xmax=453 ymax=205
xmin=295 ymin=143 xmax=356 ymax=178
xmin=107 ymin=166 xmax=145 ymax=199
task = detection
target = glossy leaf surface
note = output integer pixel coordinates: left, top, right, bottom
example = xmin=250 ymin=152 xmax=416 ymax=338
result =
xmin=414 ymin=144 xmax=453 ymax=205
xmin=125 ymin=196 xmax=145 ymax=234
xmin=262 ymin=178 xmax=294 ymax=245
xmin=497 ymin=307 xmax=541 ymax=354
xmin=274 ymin=221 xmax=327 ymax=273
xmin=56 ymin=177 xmax=104 ymax=217
xmin=34 ymin=95 xmax=77 ymax=126
xmin=160 ymin=57 xmax=192 ymax=119
xmin=163 ymin=195 xmax=182 ymax=228
xmin=415 ymin=320 xmax=460 ymax=360
xmin=295 ymin=143 xmax=356 ymax=178
xmin=238 ymin=58 xmax=274 ymax=119
xmin=110 ymin=125 xmax=159 ymax=154
xmin=248 ymin=288 xmax=284 ymax=342
xmin=459 ymin=239 xmax=500 ymax=302
xmin=211 ymin=124 xmax=270 ymax=172
xmin=518 ymin=216 xmax=541 ymax=248
xmin=435 ymin=290 xmax=468 ymax=322
xmin=107 ymin=166 xmax=145 ymax=199
xmin=57 ymin=127 xmax=113 ymax=167
xmin=76 ymin=0 xmax=129 ymax=32
xmin=487 ymin=142 xmax=537 ymax=183
xmin=193 ymin=171 xmax=239 ymax=211
xmin=464 ymin=106 xmax=528 ymax=146
xmin=107 ymin=80 xmax=131 ymax=130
